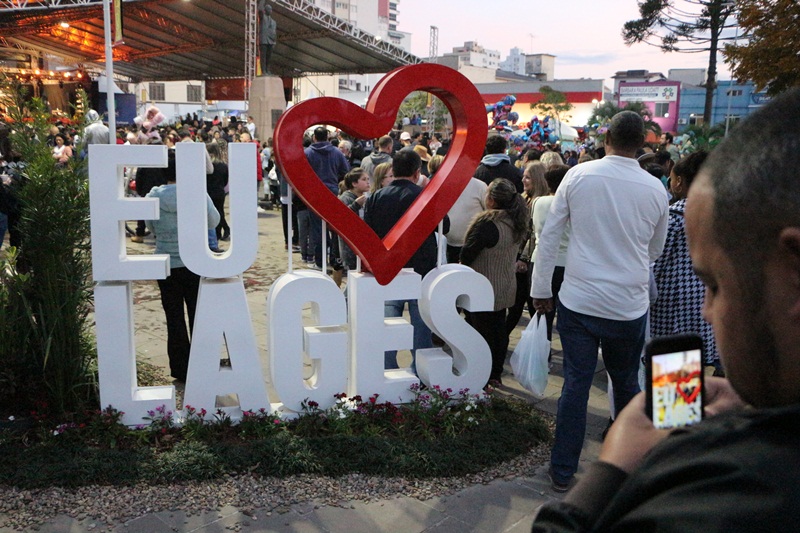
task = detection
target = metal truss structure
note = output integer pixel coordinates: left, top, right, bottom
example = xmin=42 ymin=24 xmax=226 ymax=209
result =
xmin=1 ymin=0 xmax=420 ymax=81
xmin=274 ymin=0 xmax=420 ymax=73
xmin=243 ymin=0 xmax=256 ymax=102
xmin=0 ymin=0 xmax=99 ymax=9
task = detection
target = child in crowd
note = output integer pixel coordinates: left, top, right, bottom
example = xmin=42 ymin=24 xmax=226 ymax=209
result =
xmin=338 ymin=167 xmax=370 ymax=274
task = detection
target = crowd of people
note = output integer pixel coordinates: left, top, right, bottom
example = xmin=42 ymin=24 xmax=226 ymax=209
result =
xmin=5 ymin=92 xmax=797 ymax=529
xmin=0 ymin=107 xmax=721 ymax=389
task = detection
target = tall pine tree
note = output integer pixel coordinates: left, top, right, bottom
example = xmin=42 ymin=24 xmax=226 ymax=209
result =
xmin=623 ymin=0 xmax=738 ymax=125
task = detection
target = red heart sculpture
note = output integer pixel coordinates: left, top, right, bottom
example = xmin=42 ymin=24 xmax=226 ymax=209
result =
xmin=676 ymin=371 xmax=701 ymax=404
xmin=273 ymin=64 xmax=487 ymax=285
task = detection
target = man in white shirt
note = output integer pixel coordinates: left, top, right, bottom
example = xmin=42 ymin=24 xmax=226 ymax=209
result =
xmin=531 ymin=111 xmax=669 ymax=492
xmin=246 ymin=116 xmax=257 ymax=139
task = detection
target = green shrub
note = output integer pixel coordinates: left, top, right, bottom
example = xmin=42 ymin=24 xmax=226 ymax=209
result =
xmin=144 ymin=441 xmax=223 ymax=482
xmin=0 ymin=77 xmax=96 ymax=416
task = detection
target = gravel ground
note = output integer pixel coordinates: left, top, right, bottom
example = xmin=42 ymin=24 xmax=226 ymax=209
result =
xmin=0 ymin=441 xmax=551 ymax=531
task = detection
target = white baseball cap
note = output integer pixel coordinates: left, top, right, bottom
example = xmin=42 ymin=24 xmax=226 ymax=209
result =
xmin=400 ymin=132 xmax=411 ymax=141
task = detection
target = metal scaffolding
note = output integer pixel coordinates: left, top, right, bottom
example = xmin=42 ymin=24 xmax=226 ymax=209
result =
xmin=426 ymin=26 xmax=438 ymax=131
xmin=243 ymin=0 xmax=257 ymax=104
xmin=428 ymin=25 xmax=438 ymax=62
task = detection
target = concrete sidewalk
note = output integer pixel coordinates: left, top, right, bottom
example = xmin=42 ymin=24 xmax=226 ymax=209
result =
xmin=19 ymin=208 xmax=614 ymax=533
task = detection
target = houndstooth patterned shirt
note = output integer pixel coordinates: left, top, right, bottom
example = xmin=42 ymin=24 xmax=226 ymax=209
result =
xmin=651 ymin=198 xmax=719 ymax=365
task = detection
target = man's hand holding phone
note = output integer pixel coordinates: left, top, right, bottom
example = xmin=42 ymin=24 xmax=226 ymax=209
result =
xmin=599 ymin=393 xmax=671 ymax=474
xmin=703 ymin=376 xmax=746 ymax=416
xmin=599 ymin=378 xmax=746 ymax=474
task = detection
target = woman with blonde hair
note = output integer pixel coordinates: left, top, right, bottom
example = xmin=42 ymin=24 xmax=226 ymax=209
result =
xmin=540 ymin=150 xmax=563 ymax=169
xmin=506 ymin=161 xmax=549 ymax=334
xmin=427 ymin=155 xmax=445 ymax=179
xmin=461 ymin=178 xmax=530 ymax=386
xmin=531 ymin=164 xmax=571 ymax=340
xmin=370 ymin=161 xmax=394 ymax=194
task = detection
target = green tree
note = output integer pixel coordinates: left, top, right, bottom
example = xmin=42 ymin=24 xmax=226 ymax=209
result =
xmin=587 ymin=101 xmax=662 ymax=138
xmin=397 ymin=91 xmax=450 ymax=132
xmin=725 ymin=0 xmax=800 ymax=96
xmin=623 ymin=0 xmax=738 ymax=125
xmin=679 ymin=122 xmax=726 ymax=153
xmin=530 ymin=86 xmax=573 ymax=140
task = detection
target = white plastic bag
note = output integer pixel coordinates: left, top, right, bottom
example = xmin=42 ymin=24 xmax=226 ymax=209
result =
xmin=510 ymin=313 xmax=551 ymax=398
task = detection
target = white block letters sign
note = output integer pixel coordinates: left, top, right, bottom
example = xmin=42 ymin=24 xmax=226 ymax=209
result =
xmin=89 ymin=66 xmax=494 ymax=425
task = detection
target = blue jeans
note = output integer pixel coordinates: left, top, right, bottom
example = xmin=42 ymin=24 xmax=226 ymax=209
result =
xmin=384 ymin=299 xmax=432 ymax=376
xmin=550 ymin=302 xmax=646 ymax=483
xmin=309 ymin=210 xmax=323 ymax=268
xmin=297 ymin=209 xmax=312 ymax=262
xmin=0 ymin=212 xmax=7 ymax=249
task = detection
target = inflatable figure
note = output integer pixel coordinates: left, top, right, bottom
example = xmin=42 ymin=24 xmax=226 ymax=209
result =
xmin=133 ymin=106 xmax=166 ymax=144
xmin=542 ymin=116 xmax=557 ymax=143
xmin=486 ymin=94 xmax=517 ymax=131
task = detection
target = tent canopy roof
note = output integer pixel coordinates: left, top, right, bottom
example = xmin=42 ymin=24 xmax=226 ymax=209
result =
xmin=0 ymin=0 xmax=421 ymax=82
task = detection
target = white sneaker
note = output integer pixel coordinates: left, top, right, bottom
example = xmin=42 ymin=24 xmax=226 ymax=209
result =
xmin=257 ymin=207 xmax=268 ymax=214
xmin=306 ymin=262 xmax=321 ymax=270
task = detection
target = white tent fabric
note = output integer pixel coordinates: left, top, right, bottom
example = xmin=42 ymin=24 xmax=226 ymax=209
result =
xmin=552 ymin=120 xmax=579 ymax=141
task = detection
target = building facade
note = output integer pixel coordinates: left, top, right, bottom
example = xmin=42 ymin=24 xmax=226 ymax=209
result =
xmin=677 ymin=80 xmax=771 ymax=132
xmin=442 ymin=41 xmax=501 ymax=71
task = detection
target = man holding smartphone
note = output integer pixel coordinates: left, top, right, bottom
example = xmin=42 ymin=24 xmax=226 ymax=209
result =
xmin=531 ymin=111 xmax=669 ymax=492
xmin=531 ymin=89 xmax=800 ymax=531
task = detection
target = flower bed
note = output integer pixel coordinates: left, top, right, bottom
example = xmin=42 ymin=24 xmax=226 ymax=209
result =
xmin=0 ymin=386 xmax=550 ymax=489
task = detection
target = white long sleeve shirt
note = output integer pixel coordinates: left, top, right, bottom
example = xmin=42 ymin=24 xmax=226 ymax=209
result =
xmin=530 ymin=155 xmax=669 ymax=321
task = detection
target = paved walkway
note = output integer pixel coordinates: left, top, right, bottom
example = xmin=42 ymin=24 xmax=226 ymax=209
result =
xmin=15 ymin=208 xmax=614 ymax=532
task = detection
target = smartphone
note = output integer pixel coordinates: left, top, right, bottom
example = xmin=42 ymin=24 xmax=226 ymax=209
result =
xmin=645 ymin=334 xmax=704 ymax=429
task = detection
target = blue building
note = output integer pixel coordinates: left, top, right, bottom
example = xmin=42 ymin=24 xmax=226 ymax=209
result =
xmin=677 ymin=80 xmax=771 ymax=132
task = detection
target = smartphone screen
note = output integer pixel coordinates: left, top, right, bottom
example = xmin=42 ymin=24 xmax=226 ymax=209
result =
xmin=646 ymin=335 xmax=704 ymax=429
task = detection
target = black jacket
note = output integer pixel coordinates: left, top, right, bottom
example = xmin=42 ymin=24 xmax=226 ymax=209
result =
xmin=364 ymin=178 xmax=447 ymax=277
xmin=206 ymin=162 xmax=228 ymax=199
xmin=474 ymin=157 xmax=523 ymax=192
xmin=531 ymin=403 xmax=800 ymax=532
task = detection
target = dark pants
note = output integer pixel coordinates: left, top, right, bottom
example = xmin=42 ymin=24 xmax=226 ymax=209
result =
xmin=466 ymin=308 xmax=509 ymax=384
xmin=157 ymin=267 xmax=200 ymax=382
xmin=135 ymin=220 xmax=148 ymax=237
xmin=309 ymin=210 xmax=323 ymax=267
xmin=506 ymin=264 xmax=565 ymax=340
xmin=281 ymin=203 xmax=299 ymax=247
xmin=543 ymin=266 xmax=566 ymax=341
xmin=549 ymin=302 xmax=647 ymax=483
xmin=505 ymin=266 xmax=534 ymax=335
xmin=211 ymin=194 xmax=229 ymax=240
xmin=259 ymin=44 xmax=274 ymax=75
xmin=446 ymin=244 xmax=461 ymax=264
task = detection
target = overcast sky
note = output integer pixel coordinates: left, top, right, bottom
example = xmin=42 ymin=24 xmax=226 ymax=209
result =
xmin=396 ymin=0 xmax=737 ymax=84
